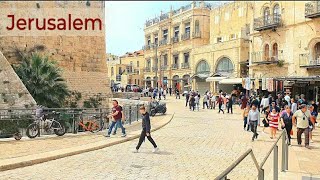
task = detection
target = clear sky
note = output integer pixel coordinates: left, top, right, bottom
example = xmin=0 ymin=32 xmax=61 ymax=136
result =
xmin=105 ymin=1 xmax=223 ymax=56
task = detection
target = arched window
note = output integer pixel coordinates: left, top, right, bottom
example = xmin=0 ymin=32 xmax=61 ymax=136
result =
xmin=272 ymin=43 xmax=278 ymax=60
xmin=314 ymin=42 xmax=320 ymax=61
xmin=264 ymin=7 xmax=270 ymax=25
xmin=216 ymin=57 xmax=234 ymax=74
xmin=195 ymin=20 xmax=200 ymax=33
xmin=196 ymin=60 xmax=210 ymax=74
xmin=264 ymin=44 xmax=270 ymax=61
xmin=273 ymin=4 xmax=280 ymax=23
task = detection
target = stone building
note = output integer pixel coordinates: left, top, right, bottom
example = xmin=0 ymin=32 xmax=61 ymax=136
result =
xmin=107 ymin=51 xmax=145 ymax=90
xmin=142 ymin=1 xmax=211 ymax=93
xmin=193 ymin=1 xmax=253 ymax=94
xmin=0 ymin=1 xmax=111 ymax=107
xmin=250 ymin=1 xmax=320 ymax=101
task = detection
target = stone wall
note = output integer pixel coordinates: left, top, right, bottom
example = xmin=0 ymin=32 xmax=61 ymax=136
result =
xmin=0 ymin=1 xmax=111 ymax=107
xmin=0 ymin=51 xmax=36 ymax=109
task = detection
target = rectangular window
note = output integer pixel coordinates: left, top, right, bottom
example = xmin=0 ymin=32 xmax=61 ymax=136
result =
xmin=215 ymin=16 xmax=219 ymax=24
xmin=147 ymin=36 xmax=151 ymax=45
xmin=174 ymin=55 xmax=179 ymax=64
xmin=217 ymin=37 xmax=222 ymax=43
xmin=174 ymin=26 xmax=179 ymax=37
xmin=163 ymin=54 xmax=168 ymax=66
xmin=147 ymin=59 xmax=151 ymax=67
xmin=154 ymin=34 xmax=158 ymax=45
xmin=119 ymin=67 xmax=122 ymax=74
xmin=230 ymin=34 xmax=236 ymax=39
xmin=225 ymin=12 xmax=229 ymax=21
xmin=135 ymin=79 xmax=137 ymax=84
xmin=111 ymin=67 xmax=114 ymax=76
xmin=138 ymin=79 xmax=140 ymax=85
xmin=185 ymin=22 xmax=190 ymax=34
xmin=163 ymin=29 xmax=168 ymax=40
xmin=184 ymin=53 xmax=189 ymax=63
xmin=238 ymin=7 xmax=244 ymax=17
xmin=137 ymin=61 xmax=139 ymax=67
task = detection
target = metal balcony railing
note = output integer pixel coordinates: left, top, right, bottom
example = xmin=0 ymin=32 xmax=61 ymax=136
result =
xmin=181 ymin=33 xmax=190 ymax=41
xmin=161 ymin=65 xmax=168 ymax=70
xmin=251 ymin=50 xmax=284 ymax=64
xmin=253 ymin=14 xmax=282 ymax=31
xmin=171 ymin=64 xmax=179 ymax=70
xmin=144 ymin=67 xmax=151 ymax=72
xmin=171 ymin=36 xmax=179 ymax=43
xmin=305 ymin=1 xmax=320 ymax=18
xmin=152 ymin=66 xmax=158 ymax=71
xmin=192 ymin=31 xmax=201 ymax=38
xmin=159 ymin=38 xmax=168 ymax=46
xmin=181 ymin=62 xmax=190 ymax=69
xmin=133 ymin=69 xmax=140 ymax=74
xmin=299 ymin=53 xmax=320 ymax=67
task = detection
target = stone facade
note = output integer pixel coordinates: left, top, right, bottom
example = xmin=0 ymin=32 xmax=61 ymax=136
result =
xmin=107 ymin=51 xmax=145 ymax=89
xmin=0 ymin=51 xmax=36 ymax=109
xmin=0 ymin=1 xmax=111 ymax=107
xmin=143 ymin=1 xmax=211 ymax=93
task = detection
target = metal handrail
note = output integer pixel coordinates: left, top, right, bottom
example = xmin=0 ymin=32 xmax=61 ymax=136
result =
xmin=215 ymin=129 xmax=289 ymax=180
xmin=215 ymin=149 xmax=260 ymax=180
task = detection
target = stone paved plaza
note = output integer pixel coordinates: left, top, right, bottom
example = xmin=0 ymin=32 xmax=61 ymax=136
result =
xmin=0 ymin=96 xmax=319 ymax=180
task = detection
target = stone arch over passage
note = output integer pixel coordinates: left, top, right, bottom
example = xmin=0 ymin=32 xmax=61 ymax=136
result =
xmin=195 ymin=60 xmax=210 ymax=74
xmin=215 ymin=57 xmax=234 ymax=76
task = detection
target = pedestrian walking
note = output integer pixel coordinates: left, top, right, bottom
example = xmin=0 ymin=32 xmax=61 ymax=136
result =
xmin=163 ymin=88 xmax=167 ymax=100
xmin=175 ymin=89 xmax=180 ymax=99
xmin=292 ymin=104 xmax=311 ymax=149
xmin=280 ymin=105 xmax=293 ymax=145
xmin=291 ymin=98 xmax=298 ymax=114
xmin=195 ymin=94 xmax=200 ymax=111
xmin=133 ymin=106 xmax=159 ymax=153
xmin=185 ymin=92 xmax=190 ymax=107
xmin=227 ymin=96 xmax=233 ymax=114
xmin=248 ymin=104 xmax=260 ymax=141
xmin=169 ymin=87 xmax=172 ymax=96
xmin=217 ymin=95 xmax=224 ymax=114
xmin=309 ymin=105 xmax=316 ymax=143
xmin=106 ymin=100 xmax=126 ymax=137
xmin=261 ymin=106 xmax=270 ymax=133
xmin=211 ymin=94 xmax=216 ymax=109
xmin=203 ymin=93 xmax=209 ymax=109
xmin=268 ymin=108 xmax=279 ymax=139
xmin=189 ymin=95 xmax=196 ymax=111
xmin=242 ymin=105 xmax=250 ymax=131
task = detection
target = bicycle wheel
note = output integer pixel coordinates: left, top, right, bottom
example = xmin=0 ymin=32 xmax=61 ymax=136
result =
xmin=90 ymin=120 xmax=104 ymax=133
xmin=53 ymin=122 xmax=66 ymax=136
xmin=26 ymin=123 xmax=39 ymax=138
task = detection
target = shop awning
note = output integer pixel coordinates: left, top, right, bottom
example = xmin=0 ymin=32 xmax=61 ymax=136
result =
xmin=219 ymin=78 xmax=243 ymax=85
xmin=192 ymin=73 xmax=210 ymax=79
xmin=206 ymin=77 xmax=226 ymax=82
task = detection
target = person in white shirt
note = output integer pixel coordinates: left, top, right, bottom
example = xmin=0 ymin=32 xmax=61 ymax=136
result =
xmin=194 ymin=95 xmax=200 ymax=111
xmin=284 ymin=94 xmax=291 ymax=107
xmin=211 ymin=95 xmax=216 ymax=109
xmin=291 ymin=98 xmax=297 ymax=114
xmin=260 ymin=95 xmax=269 ymax=113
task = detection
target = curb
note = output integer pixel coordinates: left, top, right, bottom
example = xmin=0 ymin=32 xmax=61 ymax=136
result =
xmin=0 ymin=113 xmax=174 ymax=172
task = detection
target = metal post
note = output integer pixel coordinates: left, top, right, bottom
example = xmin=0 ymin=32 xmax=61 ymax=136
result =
xmin=274 ymin=145 xmax=278 ymax=180
xmin=258 ymin=169 xmax=264 ymax=180
xmin=281 ymin=133 xmax=286 ymax=171
xmin=72 ymin=112 xmax=76 ymax=134
xmin=129 ymin=106 xmax=132 ymax=125
xmin=99 ymin=108 xmax=103 ymax=131
xmin=136 ymin=104 xmax=139 ymax=121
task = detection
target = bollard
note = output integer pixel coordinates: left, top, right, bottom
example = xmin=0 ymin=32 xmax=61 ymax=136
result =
xmin=129 ymin=106 xmax=132 ymax=125
xmin=281 ymin=134 xmax=286 ymax=171
xmin=72 ymin=112 xmax=76 ymax=134
xmin=136 ymin=104 xmax=139 ymax=121
xmin=99 ymin=109 xmax=103 ymax=130
xmin=274 ymin=145 xmax=278 ymax=180
xmin=258 ymin=169 xmax=264 ymax=180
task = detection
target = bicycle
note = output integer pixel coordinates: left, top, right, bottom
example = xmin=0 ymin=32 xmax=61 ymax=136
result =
xmin=26 ymin=111 xmax=66 ymax=138
xmin=75 ymin=113 xmax=104 ymax=133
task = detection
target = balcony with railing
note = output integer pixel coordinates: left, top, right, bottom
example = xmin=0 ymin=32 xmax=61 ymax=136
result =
xmin=305 ymin=1 xmax=320 ymax=18
xmin=152 ymin=66 xmax=158 ymax=71
xmin=181 ymin=62 xmax=190 ymax=69
xmin=251 ymin=50 xmax=284 ymax=65
xmin=133 ymin=69 xmax=140 ymax=74
xmin=144 ymin=67 xmax=151 ymax=72
xmin=171 ymin=64 xmax=179 ymax=70
xmin=161 ymin=65 xmax=168 ymax=70
xmin=159 ymin=38 xmax=168 ymax=46
xmin=181 ymin=33 xmax=190 ymax=41
xmin=192 ymin=31 xmax=201 ymax=38
xmin=299 ymin=53 xmax=320 ymax=68
xmin=253 ymin=14 xmax=282 ymax=31
xmin=171 ymin=36 xmax=179 ymax=43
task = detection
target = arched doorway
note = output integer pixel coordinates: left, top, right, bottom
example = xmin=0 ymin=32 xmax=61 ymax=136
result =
xmin=153 ymin=76 xmax=158 ymax=88
xmin=215 ymin=57 xmax=235 ymax=93
xmin=146 ymin=77 xmax=151 ymax=87
xmin=194 ymin=60 xmax=211 ymax=95
xmin=172 ymin=75 xmax=180 ymax=91
xmin=182 ymin=74 xmax=191 ymax=91
xmin=314 ymin=42 xmax=320 ymax=63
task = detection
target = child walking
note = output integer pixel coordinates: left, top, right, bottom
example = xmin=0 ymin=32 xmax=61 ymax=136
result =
xmin=133 ymin=106 xmax=159 ymax=153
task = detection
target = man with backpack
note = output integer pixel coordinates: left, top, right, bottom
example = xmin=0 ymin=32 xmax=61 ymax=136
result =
xmin=106 ymin=100 xmax=126 ymax=137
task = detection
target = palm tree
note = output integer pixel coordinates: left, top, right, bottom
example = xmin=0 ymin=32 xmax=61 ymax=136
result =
xmin=14 ymin=54 xmax=69 ymax=108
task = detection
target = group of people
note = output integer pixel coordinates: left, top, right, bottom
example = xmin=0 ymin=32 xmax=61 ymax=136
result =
xmin=243 ymin=93 xmax=318 ymax=148
xmin=184 ymin=90 xmax=236 ymax=114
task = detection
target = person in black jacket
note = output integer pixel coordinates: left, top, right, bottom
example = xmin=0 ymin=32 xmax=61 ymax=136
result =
xmin=134 ymin=106 xmax=159 ymax=153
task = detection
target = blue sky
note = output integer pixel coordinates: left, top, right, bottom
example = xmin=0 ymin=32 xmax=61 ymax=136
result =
xmin=105 ymin=1 xmax=209 ymax=56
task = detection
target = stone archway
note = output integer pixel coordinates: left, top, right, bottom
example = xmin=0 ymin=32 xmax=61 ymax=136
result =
xmin=194 ymin=60 xmax=210 ymax=95
xmin=215 ymin=57 xmax=234 ymax=77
